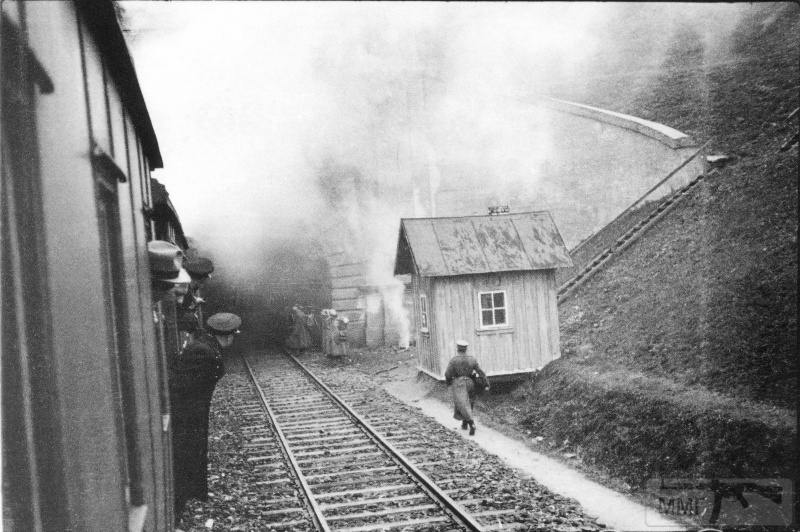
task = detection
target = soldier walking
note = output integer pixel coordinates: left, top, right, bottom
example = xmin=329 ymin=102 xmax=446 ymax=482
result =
xmin=444 ymin=340 xmax=489 ymax=436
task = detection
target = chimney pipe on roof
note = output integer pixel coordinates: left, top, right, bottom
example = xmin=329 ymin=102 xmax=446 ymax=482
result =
xmin=488 ymin=205 xmax=510 ymax=216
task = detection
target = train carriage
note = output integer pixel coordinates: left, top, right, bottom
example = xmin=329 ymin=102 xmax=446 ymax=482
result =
xmin=2 ymin=1 xmax=173 ymax=530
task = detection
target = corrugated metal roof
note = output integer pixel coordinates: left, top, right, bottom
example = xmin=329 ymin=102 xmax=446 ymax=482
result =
xmin=394 ymin=211 xmax=573 ymax=276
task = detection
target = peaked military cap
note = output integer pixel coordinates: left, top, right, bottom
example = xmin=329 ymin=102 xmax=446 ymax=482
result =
xmin=456 ymin=340 xmax=469 ymax=351
xmin=184 ymin=257 xmax=214 ymax=279
xmin=148 ymin=240 xmax=191 ymax=284
xmin=207 ymin=312 xmax=241 ymax=334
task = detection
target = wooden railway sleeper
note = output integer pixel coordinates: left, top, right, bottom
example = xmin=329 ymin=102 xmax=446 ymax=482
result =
xmin=316 ymin=484 xmax=420 ymax=500
xmin=336 ymin=516 xmax=453 ymax=532
xmin=306 ymin=466 xmax=401 ymax=481
xmin=294 ymin=445 xmax=378 ymax=458
xmin=321 ymin=493 xmax=429 ymax=511
xmin=325 ymin=504 xmax=439 ymax=521
xmin=307 ymin=476 xmax=411 ymax=493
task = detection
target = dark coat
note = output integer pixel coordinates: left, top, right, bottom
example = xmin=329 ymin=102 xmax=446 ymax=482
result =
xmin=169 ymin=333 xmax=225 ymax=517
xmin=444 ymin=354 xmax=487 ymax=422
xmin=285 ymin=308 xmax=311 ymax=350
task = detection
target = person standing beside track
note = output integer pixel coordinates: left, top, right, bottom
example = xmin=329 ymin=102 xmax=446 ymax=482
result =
xmin=444 ymin=340 xmax=489 ymax=436
xmin=285 ymin=304 xmax=311 ymax=354
xmin=170 ymin=312 xmax=241 ymax=524
xmin=331 ymin=313 xmax=349 ymax=357
xmin=320 ymin=309 xmax=332 ymax=355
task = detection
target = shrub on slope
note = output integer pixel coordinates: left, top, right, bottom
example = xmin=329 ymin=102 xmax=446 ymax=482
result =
xmin=520 ymin=360 xmax=796 ymax=489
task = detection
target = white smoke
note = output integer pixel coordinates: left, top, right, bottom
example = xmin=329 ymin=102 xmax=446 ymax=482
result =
xmin=122 ymin=2 xmax=752 ymax=343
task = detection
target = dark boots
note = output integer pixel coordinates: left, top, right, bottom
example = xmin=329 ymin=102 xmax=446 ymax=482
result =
xmin=461 ymin=420 xmax=469 ymax=430
xmin=469 ymin=422 xmax=475 ymax=436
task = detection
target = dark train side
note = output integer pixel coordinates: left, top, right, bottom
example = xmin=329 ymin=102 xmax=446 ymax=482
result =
xmin=2 ymin=1 xmax=181 ymax=530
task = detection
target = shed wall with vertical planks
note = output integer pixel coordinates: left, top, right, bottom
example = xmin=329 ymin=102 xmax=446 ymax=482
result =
xmin=419 ymin=270 xmax=559 ymax=379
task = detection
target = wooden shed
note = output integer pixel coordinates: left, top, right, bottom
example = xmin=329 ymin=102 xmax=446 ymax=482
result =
xmin=393 ymin=212 xmax=573 ymax=379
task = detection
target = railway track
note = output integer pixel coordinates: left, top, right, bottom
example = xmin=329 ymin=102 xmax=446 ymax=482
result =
xmin=239 ymin=350 xmax=484 ymax=531
xmin=202 ymin=351 xmax=598 ymax=531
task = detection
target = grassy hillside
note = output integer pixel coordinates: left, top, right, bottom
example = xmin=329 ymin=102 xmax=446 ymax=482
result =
xmin=553 ymin=2 xmax=798 ymax=407
xmin=482 ymin=2 xmax=798 ymax=499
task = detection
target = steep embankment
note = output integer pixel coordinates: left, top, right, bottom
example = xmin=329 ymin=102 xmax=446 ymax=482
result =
xmin=492 ymin=3 xmax=798 ymax=491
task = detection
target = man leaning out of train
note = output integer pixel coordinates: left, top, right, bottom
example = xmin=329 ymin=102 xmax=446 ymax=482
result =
xmin=170 ymin=311 xmax=241 ymax=526
xmin=148 ymin=240 xmax=192 ymax=304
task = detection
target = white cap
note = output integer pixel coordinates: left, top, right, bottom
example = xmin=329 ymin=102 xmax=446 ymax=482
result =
xmin=456 ymin=340 xmax=469 ymax=349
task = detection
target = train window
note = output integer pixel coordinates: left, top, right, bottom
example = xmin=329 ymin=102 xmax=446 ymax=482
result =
xmin=2 ymin=8 xmax=67 ymax=529
xmin=478 ymin=289 xmax=508 ymax=328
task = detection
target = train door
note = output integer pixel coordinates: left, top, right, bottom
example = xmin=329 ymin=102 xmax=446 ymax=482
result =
xmin=1 ymin=7 xmax=68 ymax=530
xmin=93 ymin=154 xmax=149 ymax=512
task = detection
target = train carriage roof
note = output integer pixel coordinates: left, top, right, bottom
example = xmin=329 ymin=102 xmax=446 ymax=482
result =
xmin=394 ymin=211 xmax=573 ymax=277
xmin=76 ymin=0 xmax=163 ymax=168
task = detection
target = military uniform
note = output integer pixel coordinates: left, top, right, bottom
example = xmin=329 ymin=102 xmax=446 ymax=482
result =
xmin=444 ymin=341 xmax=487 ymax=435
xmin=170 ymin=333 xmax=224 ymax=516
xmin=170 ymin=312 xmax=239 ymax=520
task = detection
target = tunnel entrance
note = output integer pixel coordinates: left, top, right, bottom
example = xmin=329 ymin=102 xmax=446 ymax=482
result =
xmin=202 ymin=238 xmax=331 ymax=349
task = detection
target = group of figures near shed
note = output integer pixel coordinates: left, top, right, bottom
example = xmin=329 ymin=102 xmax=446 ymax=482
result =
xmin=148 ymin=240 xmax=242 ymax=525
xmin=285 ymin=304 xmax=350 ymax=357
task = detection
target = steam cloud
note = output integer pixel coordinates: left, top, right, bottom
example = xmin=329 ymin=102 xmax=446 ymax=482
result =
xmin=122 ymin=2 xmax=750 ymax=344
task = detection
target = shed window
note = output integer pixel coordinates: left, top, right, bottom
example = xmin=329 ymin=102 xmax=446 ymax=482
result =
xmin=479 ymin=290 xmax=507 ymax=327
xmin=419 ymin=294 xmax=428 ymax=332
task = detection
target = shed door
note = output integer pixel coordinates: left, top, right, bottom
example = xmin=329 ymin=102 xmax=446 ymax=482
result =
xmin=414 ymin=276 xmax=439 ymax=377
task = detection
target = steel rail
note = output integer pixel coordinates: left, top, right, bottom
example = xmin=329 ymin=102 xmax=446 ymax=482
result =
xmin=241 ymin=354 xmax=331 ymax=532
xmin=285 ymin=352 xmax=485 ymax=532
